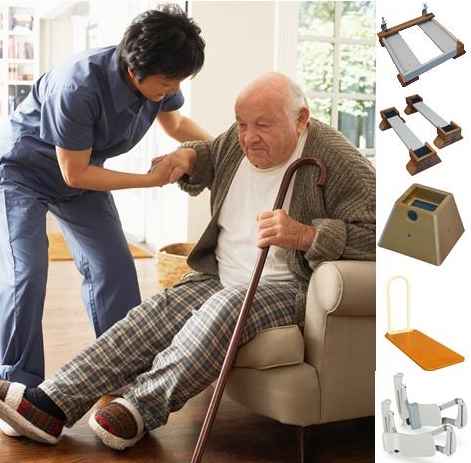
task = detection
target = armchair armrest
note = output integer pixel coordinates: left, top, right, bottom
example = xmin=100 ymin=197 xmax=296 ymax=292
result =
xmin=303 ymin=260 xmax=376 ymax=422
xmin=306 ymin=260 xmax=376 ymax=317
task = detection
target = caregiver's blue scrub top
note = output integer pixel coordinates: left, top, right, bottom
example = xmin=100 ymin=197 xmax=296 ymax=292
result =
xmin=0 ymin=46 xmax=184 ymax=197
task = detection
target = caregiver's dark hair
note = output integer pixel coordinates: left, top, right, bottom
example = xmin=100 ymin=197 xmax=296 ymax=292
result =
xmin=116 ymin=4 xmax=205 ymax=82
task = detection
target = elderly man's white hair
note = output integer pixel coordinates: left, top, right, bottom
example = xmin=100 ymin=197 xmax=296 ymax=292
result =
xmin=286 ymin=78 xmax=309 ymax=119
xmin=238 ymin=72 xmax=309 ymax=119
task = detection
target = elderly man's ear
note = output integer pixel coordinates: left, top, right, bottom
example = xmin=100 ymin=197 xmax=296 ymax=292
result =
xmin=296 ymin=106 xmax=311 ymax=133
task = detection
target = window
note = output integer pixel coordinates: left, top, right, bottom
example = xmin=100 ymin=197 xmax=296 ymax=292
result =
xmin=278 ymin=1 xmax=376 ymax=160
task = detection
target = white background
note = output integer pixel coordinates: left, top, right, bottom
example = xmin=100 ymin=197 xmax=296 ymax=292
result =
xmin=375 ymin=1 xmax=471 ymax=461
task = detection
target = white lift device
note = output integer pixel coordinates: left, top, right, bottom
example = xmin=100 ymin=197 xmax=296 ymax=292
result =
xmin=379 ymin=107 xmax=441 ymax=175
xmin=381 ymin=373 xmax=467 ymax=457
xmin=378 ymin=5 xmax=466 ymax=86
xmin=393 ymin=373 xmax=467 ymax=431
xmin=382 ymin=399 xmax=457 ymax=457
xmin=404 ymin=94 xmax=463 ymax=148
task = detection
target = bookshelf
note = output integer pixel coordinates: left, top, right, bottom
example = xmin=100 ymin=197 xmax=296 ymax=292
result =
xmin=0 ymin=3 xmax=39 ymax=119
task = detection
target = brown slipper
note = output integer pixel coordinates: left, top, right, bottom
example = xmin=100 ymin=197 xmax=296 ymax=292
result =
xmin=88 ymin=398 xmax=146 ymax=450
xmin=0 ymin=380 xmax=63 ymax=444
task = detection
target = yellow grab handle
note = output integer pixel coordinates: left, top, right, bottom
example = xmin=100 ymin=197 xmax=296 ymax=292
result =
xmin=387 ymin=275 xmax=411 ymax=334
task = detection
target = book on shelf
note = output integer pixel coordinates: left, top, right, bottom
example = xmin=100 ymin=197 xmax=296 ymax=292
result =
xmin=9 ymin=37 xmax=34 ymax=59
xmin=8 ymin=63 xmax=34 ymax=82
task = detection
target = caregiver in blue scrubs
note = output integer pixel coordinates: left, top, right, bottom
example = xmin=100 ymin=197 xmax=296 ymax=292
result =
xmin=0 ymin=5 xmax=211 ymax=390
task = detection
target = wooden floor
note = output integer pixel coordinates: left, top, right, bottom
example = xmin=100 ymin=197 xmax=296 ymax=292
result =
xmin=0 ymin=256 xmax=374 ymax=463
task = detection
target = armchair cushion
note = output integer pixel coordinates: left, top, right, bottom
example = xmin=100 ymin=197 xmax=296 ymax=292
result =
xmin=226 ymin=260 xmax=375 ymax=427
xmin=234 ymin=325 xmax=304 ymax=369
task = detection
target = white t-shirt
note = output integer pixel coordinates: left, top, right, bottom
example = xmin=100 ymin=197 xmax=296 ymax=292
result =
xmin=216 ymin=129 xmax=308 ymax=287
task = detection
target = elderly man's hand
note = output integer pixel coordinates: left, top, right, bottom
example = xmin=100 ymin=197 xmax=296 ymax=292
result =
xmin=256 ymin=209 xmax=315 ymax=251
xmin=149 ymin=148 xmax=197 ymax=184
xmin=146 ymin=155 xmax=173 ymax=186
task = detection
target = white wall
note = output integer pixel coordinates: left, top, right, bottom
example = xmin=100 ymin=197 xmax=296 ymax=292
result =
xmin=186 ymin=0 xmax=278 ymax=241
xmin=189 ymin=1 xmax=276 ymax=134
xmin=40 ymin=19 xmax=74 ymax=72
xmin=38 ymin=1 xmax=90 ymax=71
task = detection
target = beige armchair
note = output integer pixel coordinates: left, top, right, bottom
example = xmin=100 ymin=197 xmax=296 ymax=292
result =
xmin=225 ymin=260 xmax=376 ymax=462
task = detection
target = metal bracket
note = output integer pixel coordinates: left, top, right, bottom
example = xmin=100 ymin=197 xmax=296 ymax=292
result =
xmin=377 ymin=6 xmax=465 ymax=86
xmin=404 ymin=94 xmax=463 ymax=149
xmin=382 ymin=399 xmax=457 ymax=457
xmin=379 ymin=107 xmax=441 ymax=175
xmin=394 ymin=373 xmax=467 ymax=430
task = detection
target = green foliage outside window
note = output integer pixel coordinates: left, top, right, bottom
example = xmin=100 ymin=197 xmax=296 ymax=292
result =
xmin=339 ymin=44 xmax=375 ymax=95
xmin=297 ymin=1 xmax=376 ymax=152
xmin=297 ymin=41 xmax=333 ymax=95
xmin=298 ymin=1 xmax=335 ymax=37
xmin=340 ymin=1 xmax=376 ymax=39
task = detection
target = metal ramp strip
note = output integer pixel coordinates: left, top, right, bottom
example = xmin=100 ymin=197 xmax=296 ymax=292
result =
xmin=388 ymin=115 xmax=423 ymax=151
xmin=404 ymin=94 xmax=463 ymax=148
xmin=383 ymin=33 xmax=421 ymax=77
xmin=412 ymin=101 xmax=448 ymax=127
xmin=379 ymin=107 xmax=441 ymax=175
xmin=419 ymin=19 xmax=459 ymax=52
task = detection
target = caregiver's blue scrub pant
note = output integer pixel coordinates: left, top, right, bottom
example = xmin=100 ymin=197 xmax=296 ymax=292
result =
xmin=0 ymin=180 xmax=141 ymax=387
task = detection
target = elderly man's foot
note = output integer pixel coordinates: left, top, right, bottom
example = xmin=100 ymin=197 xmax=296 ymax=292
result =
xmin=89 ymin=398 xmax=146 ymax=450
xmin=0 ymin=380 xmax=64 ymax=444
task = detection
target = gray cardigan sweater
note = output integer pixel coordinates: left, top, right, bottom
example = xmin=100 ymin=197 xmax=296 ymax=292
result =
xmin=178 ymin=118 xmax=376 ymax=322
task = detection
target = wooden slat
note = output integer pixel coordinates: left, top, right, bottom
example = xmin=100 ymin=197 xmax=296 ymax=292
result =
xmin=378 ymin=12 xmax=435 ymax=41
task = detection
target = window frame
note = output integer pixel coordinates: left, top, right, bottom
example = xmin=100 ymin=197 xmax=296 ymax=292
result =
xmin=276 ymin=1 xmax=376 ymax=161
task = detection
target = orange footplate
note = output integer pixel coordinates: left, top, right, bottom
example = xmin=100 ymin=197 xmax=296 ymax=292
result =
xmin=386 ymin=329 xmax=465 ymax=371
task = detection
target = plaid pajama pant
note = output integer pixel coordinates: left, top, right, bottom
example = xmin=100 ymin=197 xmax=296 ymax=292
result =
xmin=40 ymin=277 xmax=298 ymax=429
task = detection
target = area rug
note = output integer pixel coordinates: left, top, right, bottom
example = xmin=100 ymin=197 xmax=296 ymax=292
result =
xmin=47 ymin=231 xmax=152 ymax=261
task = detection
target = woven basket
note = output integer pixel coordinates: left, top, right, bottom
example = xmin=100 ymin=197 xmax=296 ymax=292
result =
xmin=157 ymin=242 xmax=196 ymax=289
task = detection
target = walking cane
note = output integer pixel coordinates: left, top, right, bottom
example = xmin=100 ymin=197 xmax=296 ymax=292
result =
xmin=191 ymin=156 xmax=327 ymax=463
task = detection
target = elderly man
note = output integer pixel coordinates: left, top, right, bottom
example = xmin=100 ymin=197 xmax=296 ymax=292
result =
xmin=0 ymin=72 xmax=375 ymax=450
